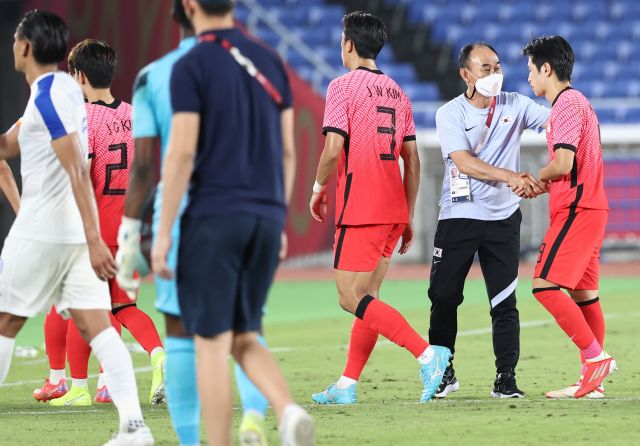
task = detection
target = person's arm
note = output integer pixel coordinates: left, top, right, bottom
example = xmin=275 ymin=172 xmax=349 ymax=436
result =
xmin=279 ymin=107 xmax=296 ymax=259
xmin=0 ymin=121 xmax=21 ymax=160
xmin=0 ymin=161 xmax=20 ymax=214
xmin=151 ymin=112 xmax=199 ymax=279
xmin=124 ymin=137 xmax=156 ymax=218
xmin=309 ymin=131 xmax=343 ymax=223
xmin=450 ymin=150 xmax=543 ymax=197
xmin=398 ymin=139 xmax=419 ymax=254
xmin=539 ymin=148 xmax=575 ymax=181
xmin=51 ymin=132 xmax=116 ymax=279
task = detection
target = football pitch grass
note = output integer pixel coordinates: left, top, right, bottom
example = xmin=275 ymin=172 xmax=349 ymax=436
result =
xmin=1 ymin=275 xmax=638 ymax=445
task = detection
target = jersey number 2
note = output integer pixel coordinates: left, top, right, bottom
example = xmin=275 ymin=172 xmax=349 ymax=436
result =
xmin=377 ymin=106 xmax=396 ymax=161
xmin=104 ymin=143 xmax=128 ymax=195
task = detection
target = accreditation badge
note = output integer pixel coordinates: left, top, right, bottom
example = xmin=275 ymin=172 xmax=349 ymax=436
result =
xmin=449 ymin=164 xmax=471 ymax=203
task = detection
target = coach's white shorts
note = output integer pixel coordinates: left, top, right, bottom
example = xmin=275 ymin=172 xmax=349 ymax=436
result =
xmin=0 ymin=237 xmax=110 ymax=318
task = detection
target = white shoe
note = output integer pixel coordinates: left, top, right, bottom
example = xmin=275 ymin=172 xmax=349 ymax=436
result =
xmin=279 ymin=405 xmax=315 ymax=446
xmin=545 ymin=379 xmax=604 ymax=399
xmin=103 ymin=426 xmax=154 ymax=446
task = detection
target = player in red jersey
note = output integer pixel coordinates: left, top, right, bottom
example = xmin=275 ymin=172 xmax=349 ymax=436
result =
xmin=309 ymin=12 xmax=450 ymax=404
xmin=522 ymin=36 xmax=615 ymax=399
xmin=35 ymin=40 xmax=166 ymax=407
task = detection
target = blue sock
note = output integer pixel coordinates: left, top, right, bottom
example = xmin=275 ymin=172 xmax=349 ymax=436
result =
xmin=165 ymin=336 xmax=200 ymax=446
xmin=234 ymin=335 xmax=269 ymax=416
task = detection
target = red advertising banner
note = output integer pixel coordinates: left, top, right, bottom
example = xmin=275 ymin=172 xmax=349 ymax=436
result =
xmin=21 ymin=0 xmax=335 ymax=257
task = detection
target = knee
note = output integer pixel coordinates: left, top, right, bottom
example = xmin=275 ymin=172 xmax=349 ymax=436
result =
xmin=337 ymin=289 xmax=364 ymax=314
xmin=164 ymin=314 xmax=188 ymax=338
xmin=231 ymin=332 xmax=259 ymax=359
xmin=0 ymin=313 xmax=27 ymax=338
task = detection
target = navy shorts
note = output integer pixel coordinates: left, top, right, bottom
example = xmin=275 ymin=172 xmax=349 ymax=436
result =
xmin=177 ymin=214 xmax=283 ymax=337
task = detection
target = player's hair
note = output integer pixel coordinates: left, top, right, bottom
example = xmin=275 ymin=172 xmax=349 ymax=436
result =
xmin=342 ymin=11 xmax=387 ymax=60
xmin=458 ymin=42 xmax=499 ymax=69
xmin=521 ymin=35 xmax=574 ymax=82
xmin=197 ymin=0 xmax=234 ymax=16
xmin=68 ymin=39 xmax=117 ymax=89
xmin=173 ymin=0 xmax=193 ymax=30
xmin=16 ymin=10 xmax=68 ymax=65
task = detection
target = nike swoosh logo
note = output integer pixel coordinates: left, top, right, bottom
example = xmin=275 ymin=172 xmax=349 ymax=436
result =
xmin=465 ymin=125 xmax=478 ymax=131
xmin=64 ymin=395 xmax=86 ymax=406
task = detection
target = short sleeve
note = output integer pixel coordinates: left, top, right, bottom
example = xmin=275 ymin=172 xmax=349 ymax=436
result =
xmin=520 ymin=94 xmax=550 ymax=133
xmin=34 ymin=76 xmax=77 ymax=140
xmin=403 ymin=97 xmax=416 ymax=142
xmin=171 ymin=56 xmax=201 ymax=113
xmin=132 ymin=68 xmax=159 ymax=138
xmin=435 ymin=105 xmax=471 ymax=159
xmin=321 ymin=80 xmax=349 ymax=139
xmin=552 ymin=99 xmax=583 ymax=152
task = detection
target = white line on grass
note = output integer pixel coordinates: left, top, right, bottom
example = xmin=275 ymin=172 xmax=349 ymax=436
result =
xmin=0 ymin=409 xmax=104 ymax=415
xmin=0 ymin=366 xmax=153 ymax=388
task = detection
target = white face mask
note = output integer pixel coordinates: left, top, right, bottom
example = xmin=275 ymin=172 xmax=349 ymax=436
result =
xmin=470 ymin=72 xmax=504 ymax=97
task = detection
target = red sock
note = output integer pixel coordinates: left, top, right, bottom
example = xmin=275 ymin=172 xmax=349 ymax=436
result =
xmin=44 ymin=306 xmax=69 ymax=370
xmin=113 ymin=304 xmax=162 ymax=355
xmin=342 ymin=317 xmax=378 ymax=380
xmin=578 ymin=297 xmax=605 ymax=364
xmin=66 ymin=319 xmax=90 ymax=379
xmin=356 ymin=296 xmax=428 ymax=358
xmin=533 ymin=287 xmax=599 ymax=355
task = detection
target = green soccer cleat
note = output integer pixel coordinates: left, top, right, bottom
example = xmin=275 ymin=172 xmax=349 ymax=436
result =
xmin=239 ymin=411 xmax=268 ymax=446
xmin=149 ymin=351 xmax=166 ymax=404
xmin=49 ymin=385 xmax=92 ymax=407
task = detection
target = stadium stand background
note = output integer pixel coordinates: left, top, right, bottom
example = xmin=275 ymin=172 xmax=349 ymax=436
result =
xmin=0 ymin=0 xmax=638 ymax=264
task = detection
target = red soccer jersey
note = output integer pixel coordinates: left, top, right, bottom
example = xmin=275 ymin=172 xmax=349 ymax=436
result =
xmin=86 ymin=99 xmax=134 ymax=247
xmin=546 ymin=88 xmax=608 ymax=213
xmin=322 ymin=67 xmax=416 ymax=226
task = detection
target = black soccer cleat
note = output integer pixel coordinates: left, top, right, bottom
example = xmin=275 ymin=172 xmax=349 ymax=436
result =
xmin=491 ymin=370 xmax=525 ymax=398
xmin=434 ymin=364 xmax=460 ymax=398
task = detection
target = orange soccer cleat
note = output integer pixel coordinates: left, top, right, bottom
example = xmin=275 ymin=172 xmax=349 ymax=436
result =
xmin=575 ymin=354 xmax=617 ymax=398
xmin=33 ymin=378 xmax=69 ymax=402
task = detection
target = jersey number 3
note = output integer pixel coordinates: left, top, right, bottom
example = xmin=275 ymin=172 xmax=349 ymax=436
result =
xmin=377 ymin=106 xmax=396 ymax=161
xmin=104 ymin=143 xmax=128 ymax=195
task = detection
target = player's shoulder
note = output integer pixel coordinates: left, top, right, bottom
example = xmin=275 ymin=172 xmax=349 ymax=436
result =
xmin=555 ymin=87 xmax=588 ymax=109
xmin=134 ymin=38 xmax=197 ymax=92
xmin=436 ymin=94 xmax=466 ymax=119
xmin=499 ymin=91 xmax=527 ymax=106
xmin=36 ymin=72 xmax=80 ymax=98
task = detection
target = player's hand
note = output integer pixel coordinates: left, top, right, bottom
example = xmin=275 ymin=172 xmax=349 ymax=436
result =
xmin=115 ymin=217 xmax=149 ymax=300
xmin=279 ymin=231 xmax=288 ymax=260
xmin=87 ymin=237 xmax=117 ymax=281
xmin=151 ymin=233 xmax=173 ymax=279
xmin=398 ymin=222 xmax=414 ymax=255
xmin=309 ymin=190 xmax=328 ymax=223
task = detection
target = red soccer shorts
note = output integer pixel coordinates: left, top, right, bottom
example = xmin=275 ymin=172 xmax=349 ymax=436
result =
xmin=109 ymin=246 xmax=136 ymax=304
xmin=534 ymin=209 xmax=607 ymax=290
xmin=333 ymin=224 xmax=406 ymax=272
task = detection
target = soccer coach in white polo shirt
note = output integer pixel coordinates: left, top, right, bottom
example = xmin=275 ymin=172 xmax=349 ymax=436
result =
xmin=429 ymin=42 xmax=550 ymax=399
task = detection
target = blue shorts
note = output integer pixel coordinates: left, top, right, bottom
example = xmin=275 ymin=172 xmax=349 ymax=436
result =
xmin=153 ymin=219 xmax=181 ymax=317
xmin=177 ymin=214 xmax=282 ymax=337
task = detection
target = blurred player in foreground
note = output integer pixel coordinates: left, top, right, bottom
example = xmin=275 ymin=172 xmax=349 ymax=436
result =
xmin=35 ymin=39 xmax=167 ymax=408
xmin=523 ymin=35 xmax=616 ymax=399
xmin=0 ymin=10 xmax=153 ymax=445
xmin=117 ymin=1 xmax=284 ymax=445
xmin=150 ymin=0 xmax=314 ymax=444
xmin=309 ymin=11 xmax=450 ymax=405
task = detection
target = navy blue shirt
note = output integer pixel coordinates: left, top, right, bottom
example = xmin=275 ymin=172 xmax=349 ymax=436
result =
xmin=170 ymin=28 xmax=292 ymax=224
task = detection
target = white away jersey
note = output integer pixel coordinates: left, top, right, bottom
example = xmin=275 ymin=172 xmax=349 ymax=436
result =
xmin=12 ymin=72 xmax=88 ymax=243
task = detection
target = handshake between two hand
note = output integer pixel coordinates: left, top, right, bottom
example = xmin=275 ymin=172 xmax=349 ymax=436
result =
xmin=508 ymin=172 xmax=549 ymax=199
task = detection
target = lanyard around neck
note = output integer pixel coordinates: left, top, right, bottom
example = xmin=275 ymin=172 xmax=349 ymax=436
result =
xmin=472 ymin=96 xmax=497 ymax=156
xmin=198 ymin=32 xmax=284 ymax=108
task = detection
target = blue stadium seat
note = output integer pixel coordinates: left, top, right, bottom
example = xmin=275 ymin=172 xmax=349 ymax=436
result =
xmin=404 ymin=82 xmax=441 ymax=102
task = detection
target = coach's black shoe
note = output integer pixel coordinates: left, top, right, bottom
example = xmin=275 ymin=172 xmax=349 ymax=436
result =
xmin=491 ymin=370 xmax=525 ymax=398
xmin=434 ymin=364 xmax=459 ymax=398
